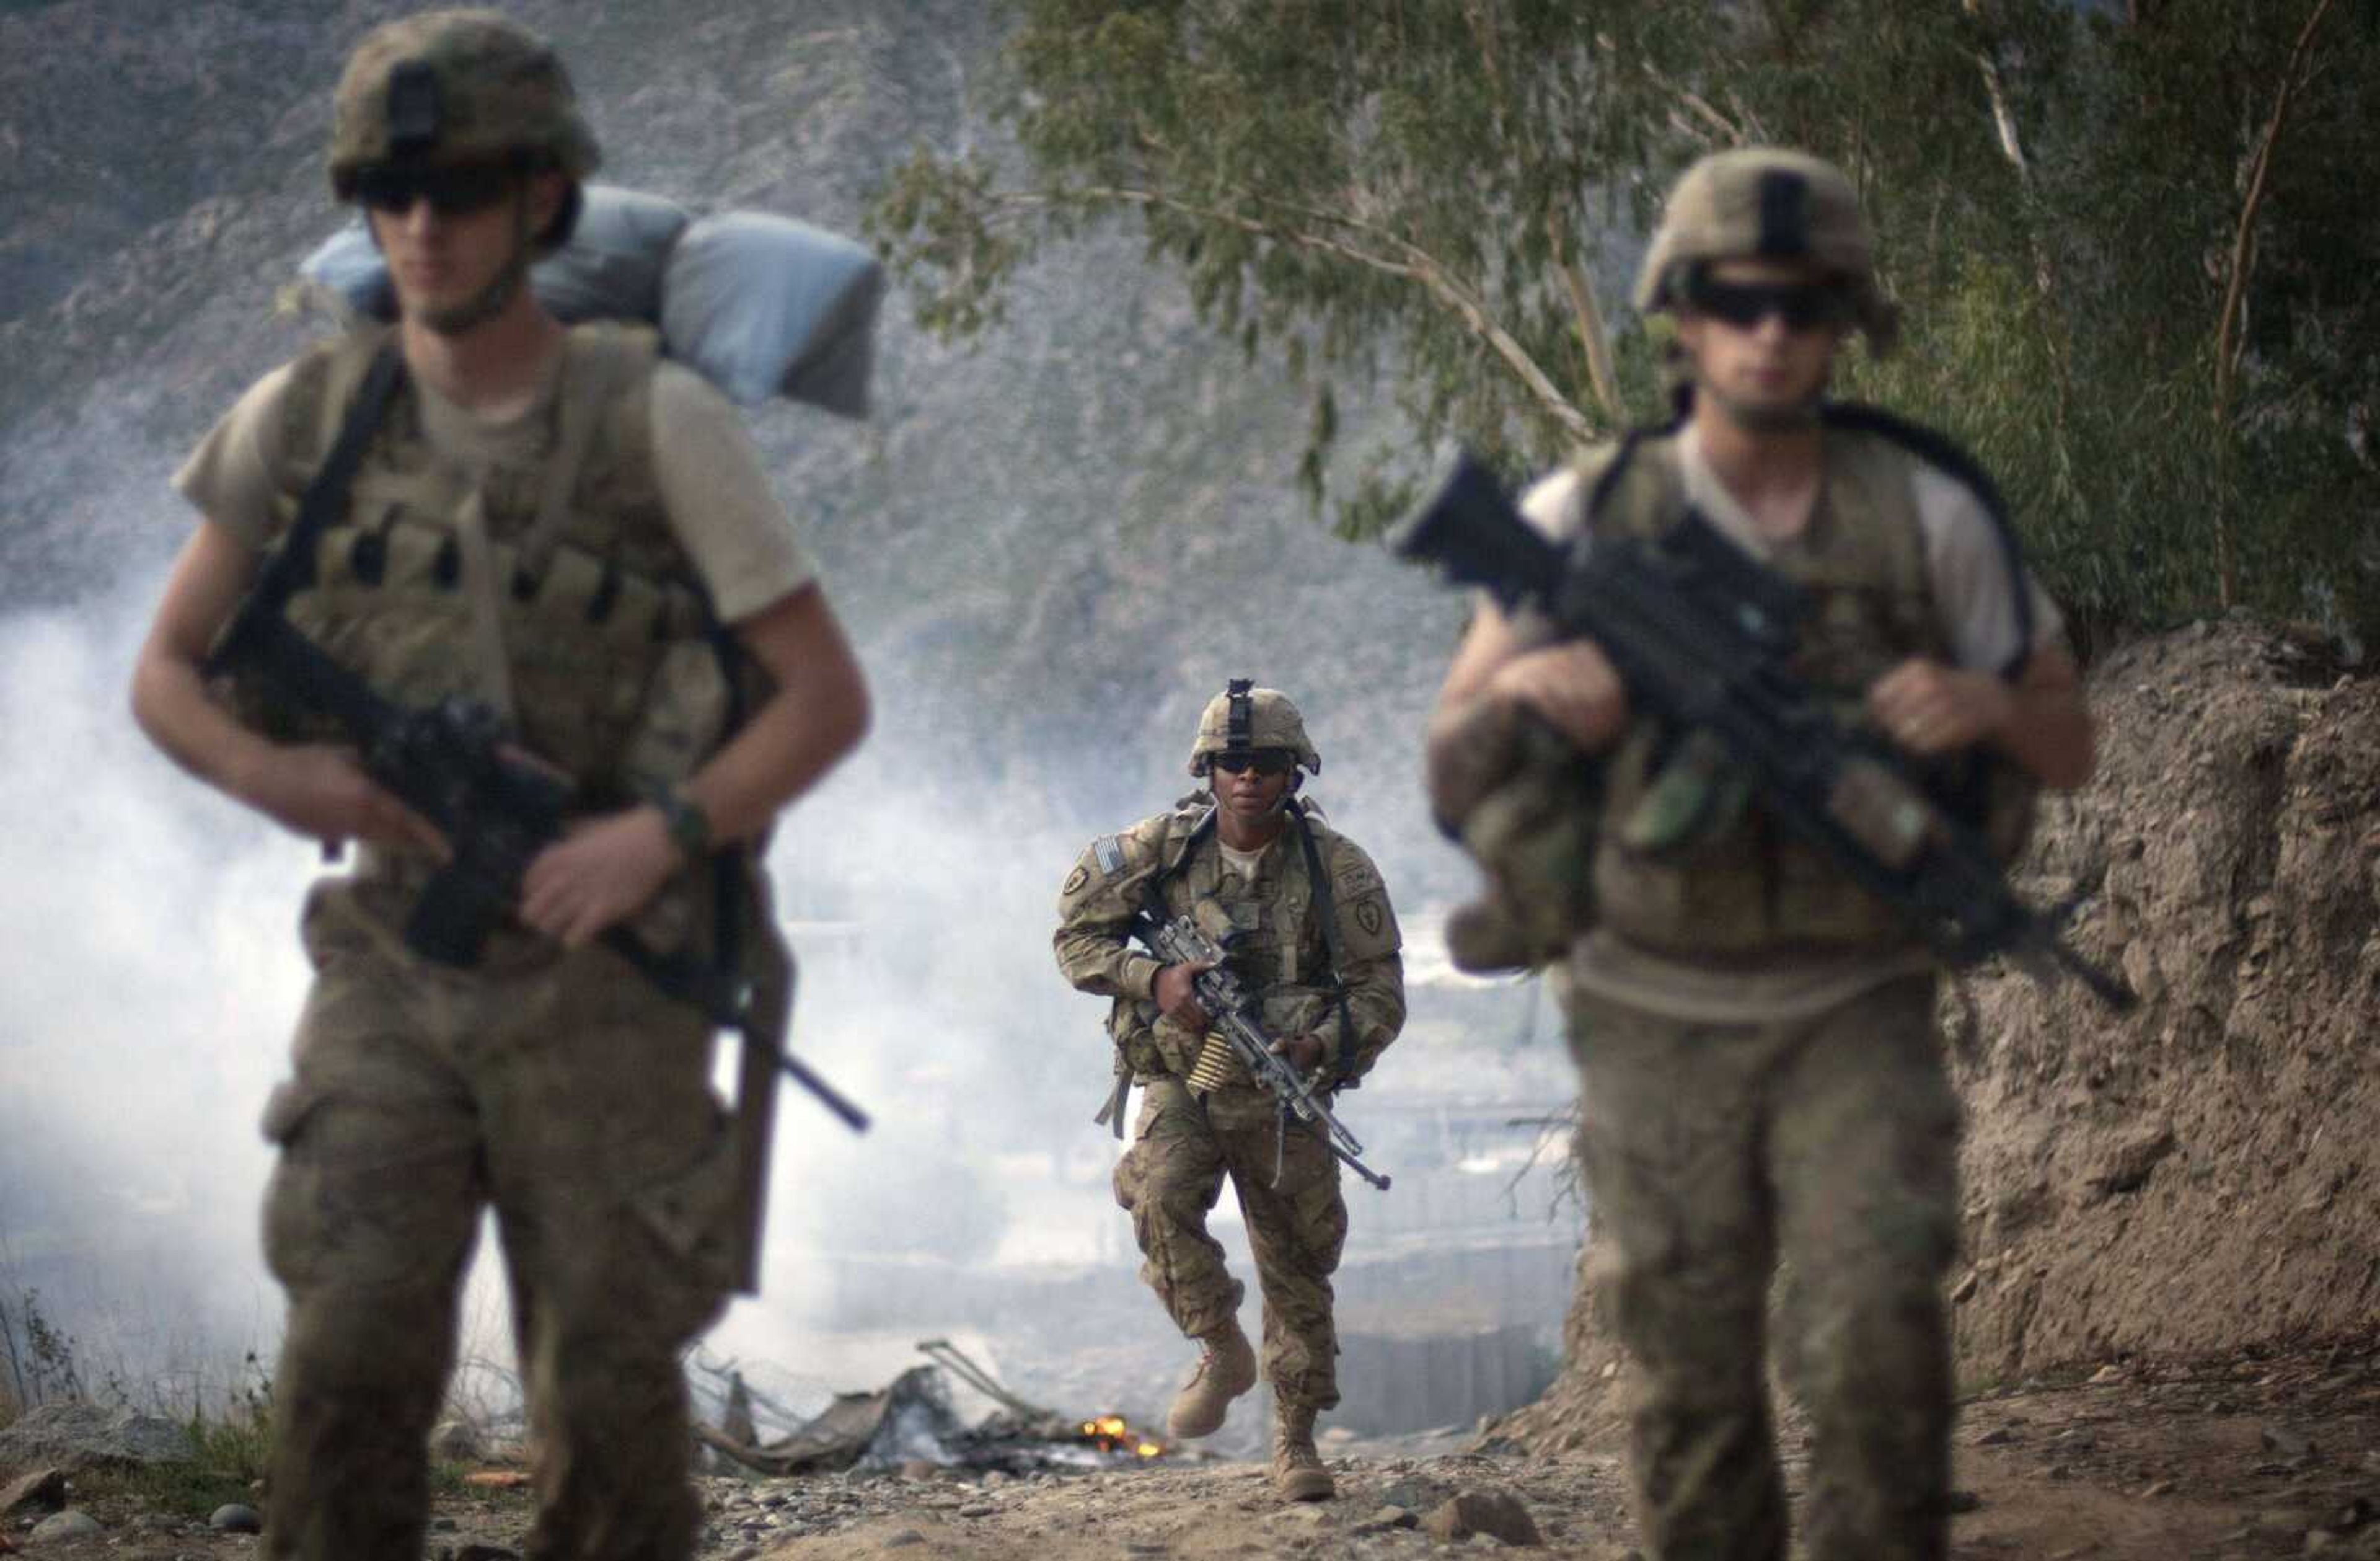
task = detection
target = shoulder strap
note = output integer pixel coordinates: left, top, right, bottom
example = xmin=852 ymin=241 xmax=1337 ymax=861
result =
xmin=516 ymin=325 xmax=661 ymax=586
xmin=260 ymin=340 xmax=407 ymax=609
xmin=1820 ymin=402 xmax=2035 ymax=678
xmin=1142 ymin=805 xmax=1217 ymax=909
xmin=1579 ymin=412 xmax=1696 ymax=544
xmin=1289 ymin=799 xmax=1360 ymax=1088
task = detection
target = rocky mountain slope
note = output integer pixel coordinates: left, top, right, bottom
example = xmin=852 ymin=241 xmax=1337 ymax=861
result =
xmin=0 ymin=0 xmax=1463 ymax=840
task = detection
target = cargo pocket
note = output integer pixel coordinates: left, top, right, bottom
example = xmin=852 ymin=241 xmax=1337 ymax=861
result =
xmin=258 ymin=1078 xmax=332 ymax=1290
xmin=1290 ymin=1167 xmax=1349 ymax=1276
xmin=624 ymin=1107 xmax=745 ymax=1302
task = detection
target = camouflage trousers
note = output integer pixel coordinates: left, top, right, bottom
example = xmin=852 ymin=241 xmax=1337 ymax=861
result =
xmin=1111 ymin=1077 xmax=1349 ymax=1409
xmin=257 ymin=882 xmax=738 ymax=1561
xmin=1562 ymin=974 xmax=1959 ymax=1561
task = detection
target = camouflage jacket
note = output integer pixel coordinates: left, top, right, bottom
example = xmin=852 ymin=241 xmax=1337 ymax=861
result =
xmin=1053 ymin=796 xmax=1404 ymax=1087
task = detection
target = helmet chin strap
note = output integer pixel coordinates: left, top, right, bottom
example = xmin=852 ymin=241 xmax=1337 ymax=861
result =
xmin=419 ymin=190 xmax=535 ymax=338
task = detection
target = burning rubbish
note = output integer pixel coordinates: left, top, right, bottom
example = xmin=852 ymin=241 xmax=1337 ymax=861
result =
xmin=696 ymin=1340 xmax=1181 ymax=1477
xmin=1077 ymin=1413 xmax=1165 ymax=1460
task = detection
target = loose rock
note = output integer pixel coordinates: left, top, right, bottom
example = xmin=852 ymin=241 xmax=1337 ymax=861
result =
xmin=2262 ymin=1426 xmax=2318 ymax=1462
xmin=1421 ymin=1489 xmax=1543 ymax=1548
xmin=208 ymin=1503 xmax=263 ymax=1533
xmin=25 ymin=1510 xmax=103 ymax=1545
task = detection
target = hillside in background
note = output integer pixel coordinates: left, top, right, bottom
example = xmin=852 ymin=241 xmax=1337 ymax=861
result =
xmin=0 ymin=0 xmax=1464 ymax=845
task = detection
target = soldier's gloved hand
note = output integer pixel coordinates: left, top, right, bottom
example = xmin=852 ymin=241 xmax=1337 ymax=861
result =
xmin=1154 ymin=960 xmax=1215 ymax=1031
xmin=1269 ymin=1032 xmax=1328 ymax=1078
xmin=519 ymin=805 xmax=682 ymax=949
xmin=243 ymin=742 xmax=450 ymax=861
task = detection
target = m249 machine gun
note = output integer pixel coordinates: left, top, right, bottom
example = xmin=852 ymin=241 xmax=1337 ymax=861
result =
xmin=1133 ymin=900 xmax=1393 ymax=1190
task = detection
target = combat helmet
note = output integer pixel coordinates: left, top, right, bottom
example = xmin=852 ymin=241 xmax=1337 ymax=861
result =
xmin=1633 ymin=147 xmax=1897 ymax=353
xmin=1188 ymin=679 xmax=1321 ymax=778
xmin=328 ymin=9 xmax=601 ymax=206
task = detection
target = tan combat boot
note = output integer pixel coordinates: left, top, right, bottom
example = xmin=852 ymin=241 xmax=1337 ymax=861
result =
xmin=1271 ymin=1401 xmax=1334 ymax=1502
xmin=1165 ymin=1322 xmax=1257 ymax=1439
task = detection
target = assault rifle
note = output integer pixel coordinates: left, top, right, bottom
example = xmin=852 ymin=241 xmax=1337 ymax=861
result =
xmin=203 ymin=592 xmax=872 ymax=1132
xmin=1132 ymin=901 xmax=1392 ymax=1190
xmin=1390 ymin=448 xmax=2135 ymax=1012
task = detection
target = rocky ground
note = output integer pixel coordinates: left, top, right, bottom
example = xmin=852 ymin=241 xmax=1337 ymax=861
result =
xmin=10 ymin=1338 xmax=2380 ymax=1559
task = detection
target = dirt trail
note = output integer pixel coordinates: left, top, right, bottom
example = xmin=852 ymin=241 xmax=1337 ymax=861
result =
xmin=11 ymin=1343 xmax=2380 ymax=1559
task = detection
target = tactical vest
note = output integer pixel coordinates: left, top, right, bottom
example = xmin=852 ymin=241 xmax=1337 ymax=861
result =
xmin=253 ymin=322 xmax=752 ymax=806
xmin=1132 ymin=806 xmax=1347 ymax=1084
xmin=1584 ymin=426 xmax=2024 ymax=957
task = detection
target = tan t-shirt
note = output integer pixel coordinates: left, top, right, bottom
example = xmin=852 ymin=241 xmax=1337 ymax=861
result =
xmin=172 ymin=352 xmax=818 ymax=624
xmin=1515 ymin=422 xmax=2069 ymax=1024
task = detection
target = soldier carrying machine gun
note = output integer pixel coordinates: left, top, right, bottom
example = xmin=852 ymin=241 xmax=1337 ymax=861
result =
xmin=1131 ymin=898 xmax=1391 ymax=1192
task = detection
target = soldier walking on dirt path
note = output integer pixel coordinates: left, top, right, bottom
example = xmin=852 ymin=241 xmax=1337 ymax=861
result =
xmin=127 ymin=11 xmax=869 ymax=1559
xmin=1054 ymin=683 xmax=1405 ymax=1503
xmin=1422 ymin=148 xmax=2097 ymax=1560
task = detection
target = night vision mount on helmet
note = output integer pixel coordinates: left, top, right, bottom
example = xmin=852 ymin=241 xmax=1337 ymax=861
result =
xmin=329 ymin=9 xmax=601 ymax=201
xmin=1634 ymin=147 xmax=1898 ymax=355
xmin=1188 ymin=679 xmax=1321 ymax=778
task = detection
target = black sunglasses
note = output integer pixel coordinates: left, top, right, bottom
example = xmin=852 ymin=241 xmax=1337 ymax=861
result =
xmin=351 ymin=160 xmax=522 ymax=218
xmin=1690 ymin=277 xmax=1852 ymax=333
xmin=1212 ymin=750 xmax=1295 ymax=776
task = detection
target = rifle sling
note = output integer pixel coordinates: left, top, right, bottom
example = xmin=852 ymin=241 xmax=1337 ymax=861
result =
xmin=1288 ymin=799 xmax=1359 ymax=1090
xmin=205 ymin=340 xmax=407 ymax=683
xmin=279 ymin=340 xmax=407 ymax=601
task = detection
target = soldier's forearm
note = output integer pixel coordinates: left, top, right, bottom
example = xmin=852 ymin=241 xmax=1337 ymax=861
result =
xmin=129 ymin=642 xmax=288 ymax=814
xmin=1052 ymin=931 xmax=1162 ymax=999
xmin=692 ymin=586 xmax=871 ymax=844
xmin=1993 ymin=653 xmax=2095 ymax=790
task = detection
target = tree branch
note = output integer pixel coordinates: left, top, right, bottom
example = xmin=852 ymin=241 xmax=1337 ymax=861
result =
xmin=1645 ymin=64 xmax=1747 ymax=144
xmin=1548 ymin=208 xmax=1623 ymax=423
xmin=2211 ymin=0 xmax=2340 ymax=605
xmin=993 ymin=183 xmax=1598 ymax=441
xmin=2215 ymin=0 xmax=2337 ymax=420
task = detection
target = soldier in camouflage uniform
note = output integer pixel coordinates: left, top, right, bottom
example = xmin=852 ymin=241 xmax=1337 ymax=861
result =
xmin=1424 ymin=149 xmax=2097 ymax=1560
xmin=127 ymin=12 xmax=870 ymax=1560
xmin=1055 ymin=682 xmax=1404 ymax=1502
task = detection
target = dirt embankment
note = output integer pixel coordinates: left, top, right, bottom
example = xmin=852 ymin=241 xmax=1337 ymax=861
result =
xmin=1512 ymin=619 xmax=2380 ymax=1453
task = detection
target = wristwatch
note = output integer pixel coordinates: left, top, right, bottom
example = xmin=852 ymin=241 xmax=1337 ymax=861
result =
xmin=652 ymin=786 xmax=713 ymax=862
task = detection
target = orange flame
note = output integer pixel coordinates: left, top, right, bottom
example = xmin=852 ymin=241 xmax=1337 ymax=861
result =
xmin=1077 ymin=1412 xmax=1165 ymax=1459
